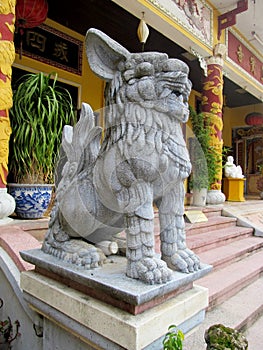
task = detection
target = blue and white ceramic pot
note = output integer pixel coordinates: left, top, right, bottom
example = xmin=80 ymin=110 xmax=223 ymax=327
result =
xmin=8 ymin=184 xmax=54 ymax=219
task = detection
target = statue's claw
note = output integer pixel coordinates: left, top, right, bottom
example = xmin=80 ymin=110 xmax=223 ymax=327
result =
xmin=162 ymin=248 xmax=201 ymax=273
xmin=126 ymin=257 xmax=172 ymax=284
xmin=42 ymin=239 xmax=106 ymax=269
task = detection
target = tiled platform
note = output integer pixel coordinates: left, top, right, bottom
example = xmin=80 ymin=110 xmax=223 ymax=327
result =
xmin=222 ymin=198 xmax=263 ymax=236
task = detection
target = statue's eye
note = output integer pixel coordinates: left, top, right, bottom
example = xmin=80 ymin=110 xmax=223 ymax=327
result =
xmin=172 ymin=90 xmax=181 ymax=97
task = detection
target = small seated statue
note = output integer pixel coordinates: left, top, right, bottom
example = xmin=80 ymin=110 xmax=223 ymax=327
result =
xmin=224 ymin=156 xmax=244 ymax=179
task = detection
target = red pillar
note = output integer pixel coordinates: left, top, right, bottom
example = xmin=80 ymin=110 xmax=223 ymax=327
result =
xmin=0 ymin=1 xmax=16 ymax=187
xmin=0 ymin=1 xmax=16 ymax=220
xmin=201 ymin=43 xmax=227 ymax=204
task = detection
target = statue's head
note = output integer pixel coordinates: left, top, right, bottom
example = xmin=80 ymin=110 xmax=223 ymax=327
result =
xmin=227 ymin=156 xmax=234 ymax=164
xmin=85 ymin=28 xmax=192 ymax=122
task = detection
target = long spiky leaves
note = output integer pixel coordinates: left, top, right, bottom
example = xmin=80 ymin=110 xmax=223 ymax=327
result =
xmin=9 ymin=72 xmax=75 ymax=183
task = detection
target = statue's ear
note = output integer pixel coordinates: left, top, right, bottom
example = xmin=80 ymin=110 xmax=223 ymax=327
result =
xmin=85 ymin=28 xmax=130 ymax=82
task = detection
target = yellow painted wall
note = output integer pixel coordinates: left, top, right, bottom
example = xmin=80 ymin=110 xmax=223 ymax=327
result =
xmin=223 ymin=103 xmax=263 ymax=147
xmin=13 ymin=18 xmax=104 ymax=112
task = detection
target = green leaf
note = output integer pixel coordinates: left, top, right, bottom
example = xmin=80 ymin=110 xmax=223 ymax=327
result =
xmin=9 ymin=72 xmax=76 ymax=183
xmin=162 ymin=325 xmax=184 ymax=350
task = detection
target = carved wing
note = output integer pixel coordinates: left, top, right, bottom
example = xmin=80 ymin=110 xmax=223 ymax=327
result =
xmin=56 ymin=103 xmax=102 ymax=192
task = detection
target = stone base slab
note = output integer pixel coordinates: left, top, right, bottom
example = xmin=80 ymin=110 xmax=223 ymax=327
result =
xmin=21 ymin=270 xmax=209 ymax=350
xmin=20 ymin=248 xmax=211 ymax=314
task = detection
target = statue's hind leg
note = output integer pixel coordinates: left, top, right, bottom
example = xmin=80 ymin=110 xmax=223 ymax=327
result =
xmin=157 ymin=182 xmax=201 ymax=273
xmin=42 ymin=201 xmax=105 ymax=269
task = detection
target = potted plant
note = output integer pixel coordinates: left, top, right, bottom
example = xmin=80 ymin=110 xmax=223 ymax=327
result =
xmin=8 ymin=72 xmax=75 ymax=219
xmin=188 ymin=106 xmax=220 ymax=206
xmin=205 ymin=324 xmax=248 ymax=350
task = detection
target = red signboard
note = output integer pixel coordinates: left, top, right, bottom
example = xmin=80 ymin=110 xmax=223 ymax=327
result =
xmin=228 ymin=31 xmax=263 ymax=85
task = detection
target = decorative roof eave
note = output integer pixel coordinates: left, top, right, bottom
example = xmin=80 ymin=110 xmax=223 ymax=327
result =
xmin=113 ymin=0 xmax=213 ymax=56
xmin=227 ymin=27 xmax=263 ymax=61
xmin=224 ymin=28 xmax=263 ymax=102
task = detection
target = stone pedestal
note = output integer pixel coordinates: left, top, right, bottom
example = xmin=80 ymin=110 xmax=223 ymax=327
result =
xmin=20 ymin=249 xmax=211 ymax=349
xmin=223 ymin=178 xmax=246 ymax=202
xmin=21 ymin=271 xmax=208 ymax=350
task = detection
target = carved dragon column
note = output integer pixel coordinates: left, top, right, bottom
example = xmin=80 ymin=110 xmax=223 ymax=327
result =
xmin=201 ymin=43 xmax=227 ymax=205
xmin=0 ymin=0 xmax=16 ymax=220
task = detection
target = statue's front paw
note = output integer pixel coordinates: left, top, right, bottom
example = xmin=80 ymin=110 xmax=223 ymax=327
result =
xmin=163 ymin=248 xmax=201 ymax=273
xmin=127 ymin=257 xmax=172 ymax=284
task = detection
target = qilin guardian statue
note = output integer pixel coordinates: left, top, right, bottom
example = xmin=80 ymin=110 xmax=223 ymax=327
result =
xmin=42 ymin=29 xmax=201 ymax=284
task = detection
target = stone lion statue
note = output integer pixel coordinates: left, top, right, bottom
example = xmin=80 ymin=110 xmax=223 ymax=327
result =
xmin=42 ymin=28 xmax=201 ymax=284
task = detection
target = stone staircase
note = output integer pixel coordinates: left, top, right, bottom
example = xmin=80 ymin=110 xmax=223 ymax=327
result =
xmin=7 ymin=207 xmax=263 ymax=348
xmin=183 ymin=206 xmax=263 ymax=349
